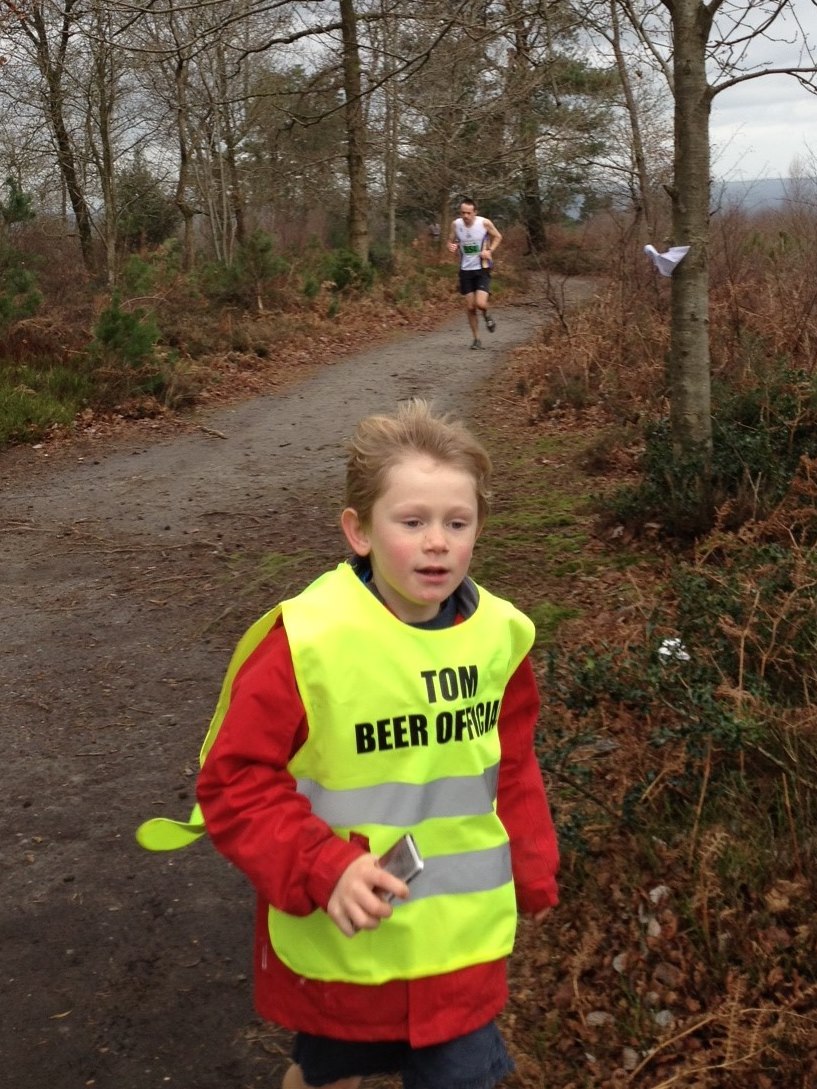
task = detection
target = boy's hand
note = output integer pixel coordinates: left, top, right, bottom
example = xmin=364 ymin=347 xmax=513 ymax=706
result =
xmin=327 ymin=853 xmax=410 ymax=937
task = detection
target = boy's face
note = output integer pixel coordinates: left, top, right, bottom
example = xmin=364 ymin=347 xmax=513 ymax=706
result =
xmin=342 ymin=453 xmax=481 ymax=624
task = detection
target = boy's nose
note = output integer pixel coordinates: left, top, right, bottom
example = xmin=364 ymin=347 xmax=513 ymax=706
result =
xmin=423 ymin=526 xmax=448 ymax=551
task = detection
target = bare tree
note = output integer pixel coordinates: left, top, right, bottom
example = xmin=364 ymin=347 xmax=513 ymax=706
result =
xmin=505 ymin=0 xmax=549 ymax=252
xmin=590 ymin=0 xmax=670 ymax=237
xmin=338 ymin=0 xmax=370 ymax=261
xmin=11 ymin=1 xmax=96 ymax=271
xmin=367 ymin=1 xmax=400 ymax=252
xmin=616 ymin=0 xmax=817 ymax=461
xmin=0 ymin=0 xmax=639 ymax=279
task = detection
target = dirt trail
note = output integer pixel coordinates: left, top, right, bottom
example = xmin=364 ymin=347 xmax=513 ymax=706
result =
xmin=0 ymin=294 xmax=568 ymax=1089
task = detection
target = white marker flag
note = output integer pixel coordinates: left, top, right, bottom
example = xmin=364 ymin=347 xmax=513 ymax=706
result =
xmin=644 ymin=244 xmax=690 ymax=276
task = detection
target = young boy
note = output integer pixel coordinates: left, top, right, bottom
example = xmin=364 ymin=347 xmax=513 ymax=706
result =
xmin=195 ymin=399 xmax=559 ymax=1089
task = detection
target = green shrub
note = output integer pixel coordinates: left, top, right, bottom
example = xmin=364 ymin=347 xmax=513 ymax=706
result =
xmin=116 ymin=157 xmax=180 ymax=250
xmin=0 ymin=176 xmax=34 ymax=228
xmin=546 ymin=637 xmax=749 ymax=804
xmin=199 ymin=231 xmax=289 ymax=310
xmin=711 ymin=369 xmax=817 ymax=515
xmin=302 ymin=275 xmax=320 ymax=300
xmin=236 ymin=230 xmax=288 ymax=304
xmin=0 ymin=179 xmax=41 ymax=331
xmin=368 ymin=243 xmax=396 ymax=280
xmin=608 ymin=368 xmax=817 ymax=538
xmin=0 ymin=257 xmax=41 ymax=331
xmin=117 ymin=242 xmax=183 ymax=296
xmin=90 ymin=293 xmax=159 ymax=369
xmin=608 ymin=422 xmax=714 ymax=537
xmin=87 ymin=293 xmax=169 ymax=401
xmin=322 ymin=248 xmax=374 ymax=293
xmin=119 ymin=254 xmax=156 ymax=295
xmin=198 ymin=260 xmax=244 ymax=305
xmin=674 ymin=539 xmax=817 ymax=705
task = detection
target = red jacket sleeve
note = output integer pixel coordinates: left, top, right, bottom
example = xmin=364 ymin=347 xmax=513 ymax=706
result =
xmin=196 ymin=622 xmax=363 ymax=914
xmin=496 ymin=655 xmax=560 ymax=913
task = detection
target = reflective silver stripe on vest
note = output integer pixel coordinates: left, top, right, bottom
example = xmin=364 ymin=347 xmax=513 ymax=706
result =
xmin=295 ymin=763 xmax=500 ymax=828
xmin=394 ymin=844 xmax=512 ymax=904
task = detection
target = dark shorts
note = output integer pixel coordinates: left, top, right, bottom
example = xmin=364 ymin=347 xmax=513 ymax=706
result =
xmin=458 ymin=269 xmax=492 ymax=296
xmin=292 ymin=1021 xmax=514 ymax=1089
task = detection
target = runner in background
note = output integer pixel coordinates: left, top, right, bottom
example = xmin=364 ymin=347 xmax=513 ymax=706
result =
xmin=447 ymin=198 xmax=502 ymax=350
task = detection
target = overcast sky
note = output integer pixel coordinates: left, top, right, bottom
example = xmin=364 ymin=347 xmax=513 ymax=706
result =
xmin=711 ymin=73 xmax=816 ymax=181
xmin=708 ymin=1 xmax=817 ymax=180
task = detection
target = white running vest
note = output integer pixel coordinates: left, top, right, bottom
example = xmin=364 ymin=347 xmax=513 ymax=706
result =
xmin=454 ymin=216 xmax=490 ymax=271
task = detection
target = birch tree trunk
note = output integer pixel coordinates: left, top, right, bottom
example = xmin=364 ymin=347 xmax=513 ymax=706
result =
xmin=86 ymin=1 xmax=118 ymax=285
xmin=215 ymin=38 xmax=246 ymax=248
xmin=378 ymin=3 xmax=399 ymax=254
xmin=666 ymin=0 xmax=713 ymax=456
xmin=609 ymin=0 xmax=656 ymax=236
xmin=339 ymin=0 xmax=369 ymax=262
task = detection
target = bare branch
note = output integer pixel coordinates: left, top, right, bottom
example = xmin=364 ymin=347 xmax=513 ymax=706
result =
xmin=713 ymin=63 xmax=817 ymax=97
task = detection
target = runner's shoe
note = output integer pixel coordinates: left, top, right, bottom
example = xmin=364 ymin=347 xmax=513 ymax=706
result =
xmin=470 ymin=338 xmax=482 ymax=350
xmin=484 ymin=313 xmax=496 ymax=333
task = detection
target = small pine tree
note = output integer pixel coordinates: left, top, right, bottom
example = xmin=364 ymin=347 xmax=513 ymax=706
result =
xmin=0 ymin=261 xmax=41 ymax=330
xmin=0 ymin=177 xmax=40 ymax=331
xmin=116 ymin=157 xmax=180 ymax=251
xmin=0 ymin=176 xmax=35 ymax=229
xmin=90 ymin=293 xmax=159 ymax=369
xmin=234 ymin=230 xmax=288 ymax=311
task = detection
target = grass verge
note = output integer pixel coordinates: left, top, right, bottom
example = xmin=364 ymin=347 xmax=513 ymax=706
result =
xmin=0 ymin=361 xmax=94 ymax=446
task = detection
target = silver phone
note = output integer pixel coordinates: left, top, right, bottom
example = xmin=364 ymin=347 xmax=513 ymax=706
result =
xmin=378 ymin=833 xmax=424 ymax=901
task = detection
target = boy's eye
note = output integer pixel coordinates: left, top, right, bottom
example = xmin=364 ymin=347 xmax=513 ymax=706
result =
xmin=403 ymin=518 xmax=422 ymax=528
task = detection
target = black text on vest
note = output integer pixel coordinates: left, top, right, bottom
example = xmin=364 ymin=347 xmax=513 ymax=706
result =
xmin=354 ymin=700 xmax=500 ymax=754
xmin=420 ymin=665 xmax=478 ymax=702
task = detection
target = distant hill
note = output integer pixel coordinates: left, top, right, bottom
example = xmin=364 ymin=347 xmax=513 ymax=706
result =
xmin=712 ymin=177 xmax=816 ymax=212
xmin=577 ymin=177 xmax=816 ymax=221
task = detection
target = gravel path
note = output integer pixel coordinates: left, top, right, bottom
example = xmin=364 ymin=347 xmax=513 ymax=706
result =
xmin=0 ymin=290 xmax=568 ymax=1089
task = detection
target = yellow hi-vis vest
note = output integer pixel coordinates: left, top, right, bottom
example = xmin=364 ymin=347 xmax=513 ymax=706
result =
xmin=136 ymin=563 xmax=535 ymax=986
xmin=272 ymin=563 xmax=534 ymax=984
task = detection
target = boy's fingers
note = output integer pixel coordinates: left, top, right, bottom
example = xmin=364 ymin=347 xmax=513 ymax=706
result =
xmin=377 ymin=876 xmax=409 ymax=902
xmin=328 ymin=904 xmax=355 ymax=938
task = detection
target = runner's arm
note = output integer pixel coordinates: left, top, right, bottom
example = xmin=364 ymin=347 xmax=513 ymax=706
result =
xmin=447 ymin=220 xmax=460 ymax=254
xmin=482 ymin=218 xmax=502 ymax=258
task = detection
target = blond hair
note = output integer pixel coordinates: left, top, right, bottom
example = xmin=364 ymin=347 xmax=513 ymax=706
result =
xmin=345 ymin=399 xmax=492 ymax=526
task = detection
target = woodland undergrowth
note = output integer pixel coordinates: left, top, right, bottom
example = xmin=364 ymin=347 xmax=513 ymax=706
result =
xmin=0 ymin=229 xmax=471 ymax=448
xmin=491 ymin=206 xmax=817 ymax=1088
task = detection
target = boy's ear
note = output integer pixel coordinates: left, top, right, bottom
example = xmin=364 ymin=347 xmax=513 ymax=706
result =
xmin=341 ymin=507 xmax=371 ymax=556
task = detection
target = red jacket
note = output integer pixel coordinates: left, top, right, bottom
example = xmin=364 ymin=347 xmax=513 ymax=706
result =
xmin=197 ymin=619 xmax=559 ymax=1047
